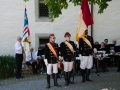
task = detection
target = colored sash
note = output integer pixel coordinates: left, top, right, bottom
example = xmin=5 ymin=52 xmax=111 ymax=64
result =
xmin=47 ymin=43 xmax=58 ymax=58
xmin=82 ymin=37 xmax=92 ymax=49
xmin=64 ymin=41 xmax=74 ymax=55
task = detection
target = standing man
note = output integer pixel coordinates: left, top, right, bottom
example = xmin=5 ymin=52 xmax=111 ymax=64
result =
xmin=44 ymin=34 xmax=61 ymax=89
xmin=14 ymin=36 xmax=24 ymax=79
xmin=78 ymin=30 xmax=94 ymax=83
xmin=60 ymin=32 xmax=76 ymax=86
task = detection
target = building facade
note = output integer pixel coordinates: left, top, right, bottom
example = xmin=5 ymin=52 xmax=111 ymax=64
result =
xmin=0 ymin=0 xmax=120 ymax=55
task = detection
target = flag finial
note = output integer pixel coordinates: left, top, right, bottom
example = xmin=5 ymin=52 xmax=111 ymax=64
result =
xmin=23 ymin=0 xmax=29 ymax=2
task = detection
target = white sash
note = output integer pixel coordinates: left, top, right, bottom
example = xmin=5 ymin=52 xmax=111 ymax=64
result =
xmin=64 ymin=41 xmax=74 ymax=54
xmin=82 ymin=37 xmax=92 ymax=49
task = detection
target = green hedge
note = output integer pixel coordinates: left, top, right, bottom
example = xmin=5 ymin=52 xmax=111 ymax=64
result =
xmin=0 ymin=55 xmax=16 ymax=78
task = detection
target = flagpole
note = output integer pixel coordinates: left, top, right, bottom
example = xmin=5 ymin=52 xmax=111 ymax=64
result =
xmin=25 ymin=1 xmax=26 ymax=8
xmin=22 ymin=0 xmax=31 ymax=55
xmin=91 ymin=3 xmax=93 ymax=37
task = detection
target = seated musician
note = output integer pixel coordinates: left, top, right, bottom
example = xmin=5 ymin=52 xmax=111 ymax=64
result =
xmin=112 ymin=40 xmax=120 ymax=71
xmin=94 ymin=41 xmax=99 ymax=45
xmin=26 ymin=47 xmax=39 ymax=74
xmin=96 ymin=42 xmax=108 ymax=72
xmin=111 ymin=40 xmax=120 ymax=67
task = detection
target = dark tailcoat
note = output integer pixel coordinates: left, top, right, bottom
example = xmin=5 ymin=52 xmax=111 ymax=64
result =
xmin=44 ymin=42 xmax=59 ymax=64
xmin=60 ymin=41 xmax=76 ymax=62
xmin=79 ymin=35 xmax=94 ymax=56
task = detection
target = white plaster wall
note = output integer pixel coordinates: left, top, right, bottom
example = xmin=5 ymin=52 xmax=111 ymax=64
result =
xmin=0 ymin=0 xmax=119 ymax=56
xmin=0 ymin=0 xmax=80 ymax=55
xmin=93 ymin=0 xmax=120 ymax=45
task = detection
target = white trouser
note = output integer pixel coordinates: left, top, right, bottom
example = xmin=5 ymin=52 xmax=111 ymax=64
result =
xmin=80 ymin=55 xmax=93 ymax=69
xmin=64 ymin=61 xmax=73 ymax=72
xmin=47 ymin=63 xmax=58 ymax=75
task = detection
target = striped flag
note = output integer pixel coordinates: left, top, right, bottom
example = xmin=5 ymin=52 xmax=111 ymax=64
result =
xmin=22 ymin=7 xmax=31 ymax=55
xmin=76 ymin=0 xmax=94 ymax=41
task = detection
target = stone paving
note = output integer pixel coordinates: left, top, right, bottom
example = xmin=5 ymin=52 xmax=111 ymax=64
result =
xmin=0 ymin=68 xmax=120 ymax=90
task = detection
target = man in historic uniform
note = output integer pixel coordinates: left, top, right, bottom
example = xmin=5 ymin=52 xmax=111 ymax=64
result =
xmin=44 ymin=34 xmax=61 ymax=89
xmin=60 ymin=32 xmax=76 ymax=86
xmin=78 ymin=30 xmax=94 ymax=83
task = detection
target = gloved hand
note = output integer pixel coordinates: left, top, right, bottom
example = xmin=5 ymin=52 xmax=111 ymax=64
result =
xmin=79 ymin=54 xmax=83 ymax=61
xmin=44 ymin=59 xmax=48 ymax=66
xmin=59 ymin=56 xmax=63 ymax=60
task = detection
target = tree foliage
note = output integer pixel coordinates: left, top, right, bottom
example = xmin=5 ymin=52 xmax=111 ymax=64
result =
xmin=44 ymin=0 xmax=112 ymax=21
xmin=23 ymin=0 xmax=112 ymax=21
xmin=23 ymin=0 xmax=29 ymax=2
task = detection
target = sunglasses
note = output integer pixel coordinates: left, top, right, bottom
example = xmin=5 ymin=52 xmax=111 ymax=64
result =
xmin=53 ymin=37 xmax=56 ymax=39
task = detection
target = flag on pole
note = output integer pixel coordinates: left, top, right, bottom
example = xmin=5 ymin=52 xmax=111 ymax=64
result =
xmin=22 ymin=7 xmax=31 ymax=55
xmin=76 ymin=0 xmax=94 ymax=41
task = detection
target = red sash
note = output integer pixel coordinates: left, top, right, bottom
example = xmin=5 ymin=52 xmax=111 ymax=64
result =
xmin=47 ymin=43 xmax=58 ymax=58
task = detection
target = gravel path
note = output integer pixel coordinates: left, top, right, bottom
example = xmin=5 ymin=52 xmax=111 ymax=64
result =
xmin=0 ymin=68 xmax=120 ymax=90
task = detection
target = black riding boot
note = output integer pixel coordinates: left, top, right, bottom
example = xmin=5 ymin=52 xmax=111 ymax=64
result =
xmin=54 ymin=73 xmax=61 ymax=87
xmin=81 ymin=69 xmax=85 ymax=83
xmin=64 ymin=72 xmax=69 ymax=86
xmin=46 ymin=74 xmax=50 ymax=89
xmin=86 ymin=69 xmax=92 ymax=81
xmin=68 ymin=71 xmax=75 ymax=84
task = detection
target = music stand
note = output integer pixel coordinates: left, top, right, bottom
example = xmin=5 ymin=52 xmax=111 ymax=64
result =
xmin=37 ymin=48 xmax=44 ymax=56
xmin=114 ymin=46 xmax=120 ymax=52
xmin=105 ymin=45 xmax=110 ymax=54
xmin=109 ymin=44 xmax=115 ymax=47
xmin=92 ymin=53 xmax=104 ymax=77
xmin=94 ymin=45 xmax=100 ymax=50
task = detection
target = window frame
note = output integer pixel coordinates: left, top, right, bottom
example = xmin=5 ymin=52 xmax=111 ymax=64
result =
xmin=34 ymin=0 xmax=50 ymax=22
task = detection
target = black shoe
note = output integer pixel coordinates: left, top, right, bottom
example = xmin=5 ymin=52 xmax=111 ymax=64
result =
xmin=65 ymin=82 xmax=69 ymax=86
xmin=20 ymin=76 xmax=24 ymax=79
xmin=81 ymin=78 xmax=85 ymax=83
xmin=69 ymin=81 xmax=75 ymax=84
xmin=33 ymin=72 xmax=39 ymax=75
xmin=116 ymin=70 xmax=120 ymax=72
xmin=57 ymin=75 xmax=62 ymax=78
xmin=86 ymin=75 xmax=92 ymax=81
xmin=16 ymin=77 xmax=20 ymax=79
xmin=86 ymin=77 xmax=92 ymax=82
xmin=46 ymin=84 xmax=50 ymax=89
xmin=86 ymin=79 xmax=92 ymax=82
xmin=95 ymin=70 xmax=98 ymax=73
xmin=54 ymin=84 xmax=61 ymax=87
xmin=35 ymin=72 xmax=39 ymax=74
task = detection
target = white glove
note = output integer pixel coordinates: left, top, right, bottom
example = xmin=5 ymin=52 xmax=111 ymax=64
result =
xmin=79 ymin=54 xmax=83 ymax=61
xmin=62 ymin=60 xmax=65 ymax=65
xmin=44 ymin=59 xmax=48 ymax=66
xmin=93 ymin=48 xmax=97 ymax=53
xmin=59 ymin=56 xmax=63 ymax=60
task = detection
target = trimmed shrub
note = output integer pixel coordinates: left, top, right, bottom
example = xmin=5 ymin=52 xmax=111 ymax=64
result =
xmin=0 ymin=55 xmax=16 ymax=78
